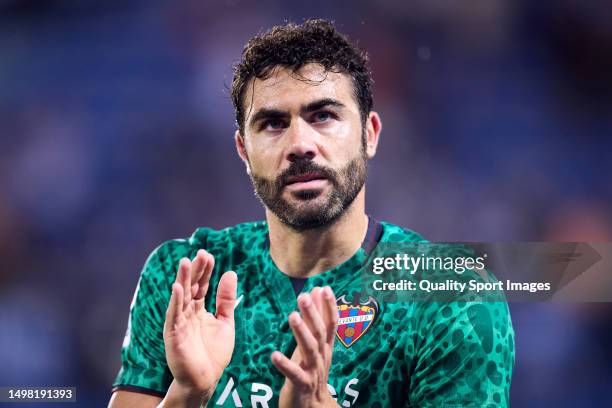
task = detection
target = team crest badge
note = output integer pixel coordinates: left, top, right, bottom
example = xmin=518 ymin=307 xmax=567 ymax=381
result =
xmin=336 ymin=292 xmax=379 ymax=348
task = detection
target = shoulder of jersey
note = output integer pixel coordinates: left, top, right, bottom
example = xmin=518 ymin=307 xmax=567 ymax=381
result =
xmin=147 ymin=221 xmax=267 ymax=264
xmin=178 ymin=220 xmax=266 ymax=247
xmin=378 ymin=220 xmax=428 ymax=243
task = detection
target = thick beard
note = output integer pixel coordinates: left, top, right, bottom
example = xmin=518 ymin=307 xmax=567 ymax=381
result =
xmin=250 ymin=150 xmax=368 ymax=231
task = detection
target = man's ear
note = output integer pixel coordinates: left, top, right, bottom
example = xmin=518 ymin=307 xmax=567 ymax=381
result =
xmin=365 ymin=111 xmax=382 ymax=159
xmin=235 ymin=130 xmax=251 ymax=175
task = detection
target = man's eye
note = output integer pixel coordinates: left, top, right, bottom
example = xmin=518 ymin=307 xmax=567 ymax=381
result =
xmin=313 ymin=111 xmax=333 ymax=122
xmin=263 ymin=119 xmax=285 ymax=130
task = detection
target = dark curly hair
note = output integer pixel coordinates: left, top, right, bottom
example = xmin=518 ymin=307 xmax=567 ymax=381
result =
xmin=231 ymin=19 xmax=373 ymax=135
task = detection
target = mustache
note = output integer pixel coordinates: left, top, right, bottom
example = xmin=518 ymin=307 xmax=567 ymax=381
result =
xmin=276 ymin=161 xmax=337 ymax=188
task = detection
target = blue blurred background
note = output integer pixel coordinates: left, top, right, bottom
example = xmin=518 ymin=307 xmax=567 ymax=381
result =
xmin=1 ymin=0 xmax=611 ymax=406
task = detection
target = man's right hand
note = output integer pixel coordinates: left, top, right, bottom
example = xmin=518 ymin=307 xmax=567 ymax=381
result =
xmin=162 ymin=250 xmax=238 ymax=405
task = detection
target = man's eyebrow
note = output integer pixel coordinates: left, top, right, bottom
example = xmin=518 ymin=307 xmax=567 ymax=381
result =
xmin=303 ymin=98 xmax=345 ymax=112
xmin=249 ymin=109 xmax=289 ymax=128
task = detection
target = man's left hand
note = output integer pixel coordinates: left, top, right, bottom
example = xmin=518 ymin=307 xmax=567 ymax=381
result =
xmin=272 ymin=286 xmax=339 ymax=408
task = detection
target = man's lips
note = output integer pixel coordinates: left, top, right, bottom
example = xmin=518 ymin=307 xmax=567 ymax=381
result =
xmin=285 ymin=173 xmax=327 ymax=185
xmin=284 ymin=173 xmax=329 ymax=191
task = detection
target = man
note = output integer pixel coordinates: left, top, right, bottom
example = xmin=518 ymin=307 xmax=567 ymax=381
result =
xmin=109 ymin=19 xmax=514 ymax=407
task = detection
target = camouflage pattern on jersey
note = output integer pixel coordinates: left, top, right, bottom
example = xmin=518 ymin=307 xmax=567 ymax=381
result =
xmin=113 ymin=221 xmax=514 ymax=407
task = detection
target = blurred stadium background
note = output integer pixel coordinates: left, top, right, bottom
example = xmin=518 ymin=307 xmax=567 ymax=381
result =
xmin=0 ymin=0 xmax=611 ymax=406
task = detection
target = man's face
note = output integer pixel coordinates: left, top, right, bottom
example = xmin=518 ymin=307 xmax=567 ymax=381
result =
xmin=238 ymin=64 xmax=370 ymax=231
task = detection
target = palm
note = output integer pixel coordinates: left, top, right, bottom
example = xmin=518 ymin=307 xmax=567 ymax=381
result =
xmin=163 ymin=251 xmax=237 ymax=392
xmin=272 ymin=287 xmax=339 ymax=408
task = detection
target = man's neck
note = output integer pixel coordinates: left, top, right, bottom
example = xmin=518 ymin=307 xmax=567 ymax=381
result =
xmin=267 ymin=191 xmax=369 ymax=278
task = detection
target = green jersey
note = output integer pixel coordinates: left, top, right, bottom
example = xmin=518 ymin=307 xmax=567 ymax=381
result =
xmin=112 ymin=220 xmax=514 ymax=407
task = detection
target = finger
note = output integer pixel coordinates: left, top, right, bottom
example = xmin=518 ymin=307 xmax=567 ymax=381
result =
xmin=271 ymin=351 xmax=309 ymax=386
xmin=298 ymin=293 xmax=326 ymax=345
xmin=308 ymin=288 xmax=330 ymax=350
xmin=176 ymin=258 xmax=192 ymax=309
xmin=322 ymin=286 xmax=339 ymax=344
xmin=311 ymin=286 xmax=324 ymax=313
xmin=288 ymin=311 xmax=318 ymax=367
xmin=215 ymin=271 xmax=237 ymax=324
xmin=195 ymin=251 xmax=215 ymax=301
xmin=190 ymin=250 xmax=206 ymax=298
xmin=165 ymin=282 xmax=184 ymax=327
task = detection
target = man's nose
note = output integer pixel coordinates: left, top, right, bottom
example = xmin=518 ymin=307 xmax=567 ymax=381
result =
xmin=285 ymin=119 xmax=318 ymax=162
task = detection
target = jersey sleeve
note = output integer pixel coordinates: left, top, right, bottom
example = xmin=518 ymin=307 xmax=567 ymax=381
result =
xmin=408 ymin=299 xmax=515 ymax=408
xmin=111 ymin=242 xmax=178 ymax=396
